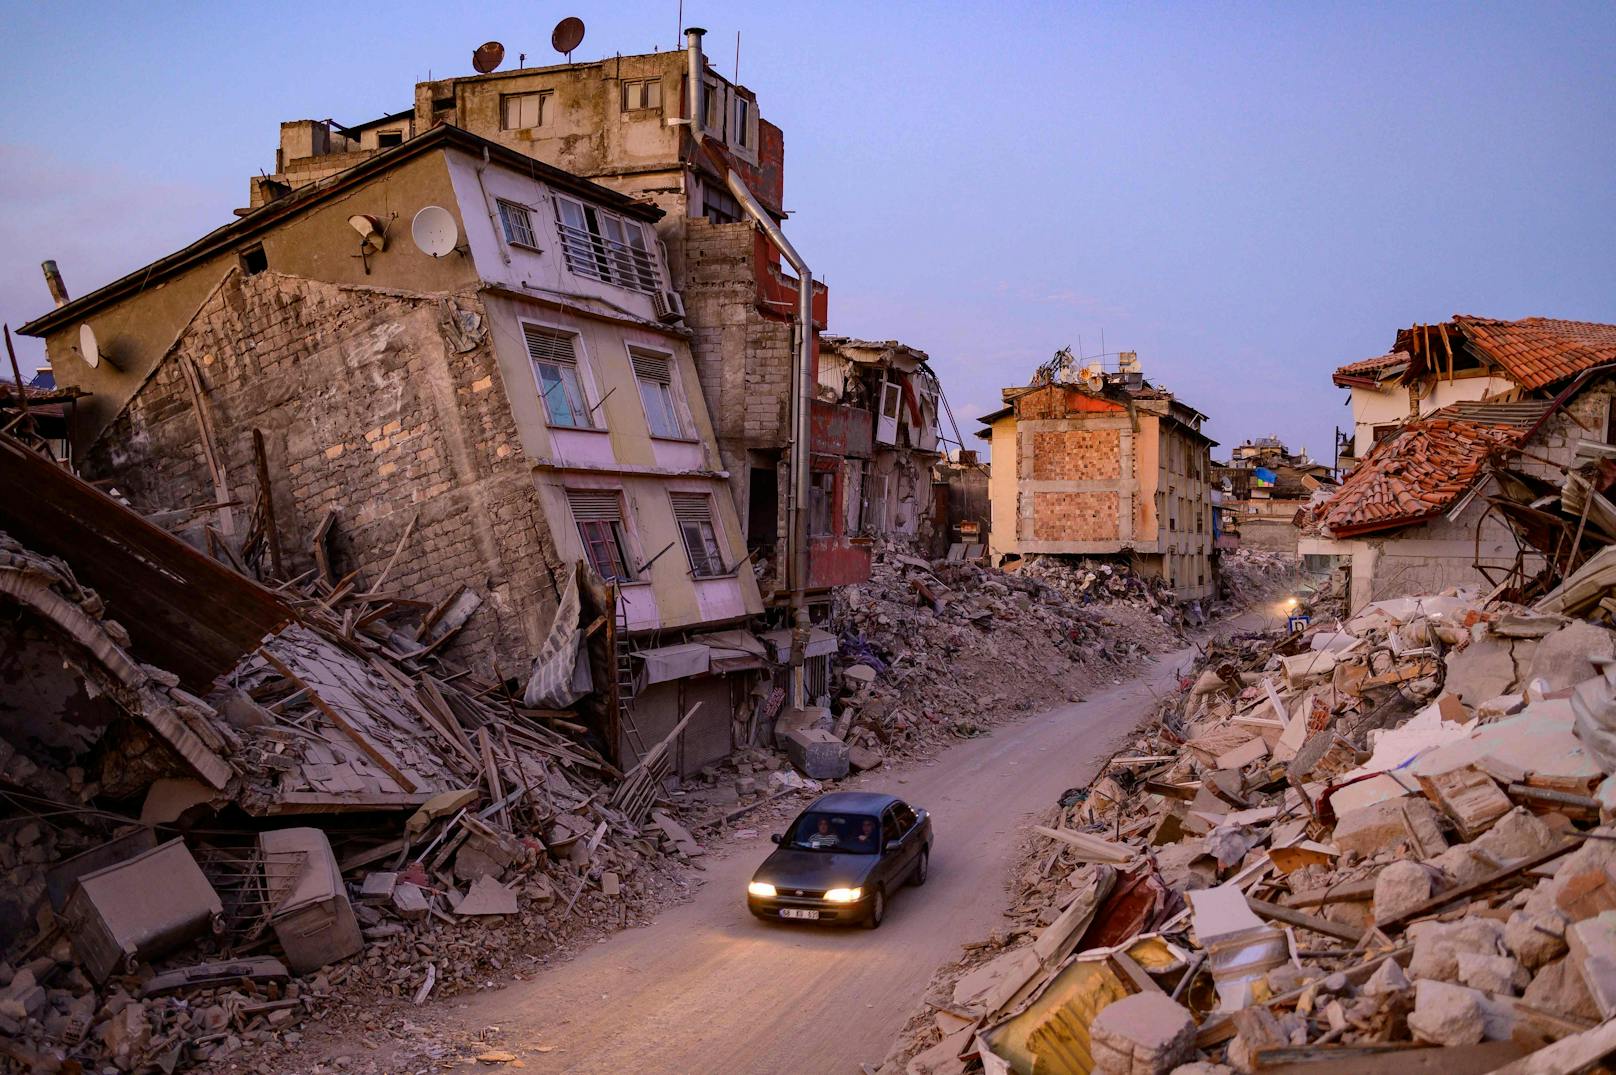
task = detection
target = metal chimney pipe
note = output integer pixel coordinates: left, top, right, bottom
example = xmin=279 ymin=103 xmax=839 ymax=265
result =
xmin=41 ymin=261 xmax=69 ymax=308
xmin=684 ymin=27 xmax=706 ymax=136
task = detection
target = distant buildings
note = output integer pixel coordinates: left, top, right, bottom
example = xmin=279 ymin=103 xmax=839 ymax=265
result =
xmin=976 ymin=351 xmax=1216 ymax=602
xmin=1213 ymin=437 xmax=1335 ymax=555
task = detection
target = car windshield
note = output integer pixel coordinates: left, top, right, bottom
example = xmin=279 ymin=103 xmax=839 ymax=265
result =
xmin=786 ymin=811 xmax=881 ymax=854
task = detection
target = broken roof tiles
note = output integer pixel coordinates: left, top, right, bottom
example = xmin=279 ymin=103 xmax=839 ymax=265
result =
xmin=1314 ymin=405 xmax=1534 ymax=538
xmin=1332 ymin=351 xmax=1411 ymax=387
xmin=1452 ymin=315 xmax=1616 ymax=392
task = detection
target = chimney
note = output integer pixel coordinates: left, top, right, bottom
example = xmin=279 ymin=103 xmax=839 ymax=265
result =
xmin=41 ymin=260 xmax=69 ymax=308
xmin=685 ymin=27 xmax=707 ymax=137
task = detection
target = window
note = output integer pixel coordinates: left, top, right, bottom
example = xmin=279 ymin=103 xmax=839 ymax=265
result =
xmin=703 ymin=79 xmax=724 ymax=134
xmin=703 ymin=185 xmax=742 ymax=225
xmin=632 ymin=349 xmax=684 ymax=438
xmin=671 ymin=493 xmax=726 ymax=578
xmin=375 ymin=129 xmax=404 ymax=148
xmin=497 ymin=199 xmax=537 ymax=248
xmin=553 ymin=195 xmax=660 ymax=293
xmin=239 ymin=244 xmax=268 ymax=275
xmin=808 ymin=471 xmax=835 ymax=537
xmin=567 ymin=490 xmax=634 ymax=582
xmin=620 ymin=78 xmax=662 ymax=112
xmin=501 ymin=91 xmax=551 ymax=130
xmin=733 ymin=96 xmax=753 ymax=149
xmin=524 ymin=325 xmax=593 ymax=428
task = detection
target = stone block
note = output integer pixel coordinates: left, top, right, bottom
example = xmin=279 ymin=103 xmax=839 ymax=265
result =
xmin=1089 ymin=992 xmax=1196 ymax=1075
xmin=1333 ymin=797 xmax=1447 ymax=858
xmin=1408 ymin=979 xmax=1486 ymax=1046
xmin=781 ymin=727 xmax=849 ymax=780
xmin=1372 ymin=861 xmax=1433 ymax=923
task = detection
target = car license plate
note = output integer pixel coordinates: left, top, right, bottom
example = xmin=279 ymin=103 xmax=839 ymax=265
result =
xmin=780 ymin=909 xmax=820 ymax=920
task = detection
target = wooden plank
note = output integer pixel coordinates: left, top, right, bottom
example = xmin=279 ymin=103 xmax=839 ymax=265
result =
xmin=1376 ymin=839 xmax=1582 ymax=930
xmin=1255 ymin=1040 xmax=1524 ymax=1074
xmin=1197 ymin=946 xmax=1412 ymax=1047
xmin=260 ymin=648 xmax=418 ymax=792
xmin=1032 ymin=825 xmax=1137 ymax=864
xmin=1247 ymin=897 xmax=1365 ymax=944
xmin=251 ymin=428 xmax=283 ymax=578
xmin=478 ymin=727 xmax=506 ymax=826
xmin=260 ymin=791 xmax=435 ymax=814
xmin=1282 ymin=879 xmax=1377 ymax=908
xmin=178 ymin=355 xmax=234 ymax=537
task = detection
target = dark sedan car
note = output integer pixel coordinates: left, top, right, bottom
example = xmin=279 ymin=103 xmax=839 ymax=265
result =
xmin=746 ymin=791 xmax=932 ymax=928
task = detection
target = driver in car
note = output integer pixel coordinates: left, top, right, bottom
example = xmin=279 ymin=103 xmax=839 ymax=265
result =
xmin=851 ymin=817 xmax=879 ymax=852
xmin=807 ymin=817 xmax=838 ymax=849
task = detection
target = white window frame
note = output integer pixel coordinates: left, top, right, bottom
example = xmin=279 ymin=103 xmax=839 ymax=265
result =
xmin=671 ymin=492 xmax=727 ymax=578
xmin=552 ymin=194 xmax=662 ymax=294
xmin=496 ymin=198 xmax=538 ymax=249
xmin=629 ymin=347 xmax=688 ymax=440
xmin=521 ymin=321 xmax=598 ymax=430
xmin=620 ymin=78 xmax=662 ymax=113
xmin=732 ymin=95 xmax=754 ymax=150
xmin=500 ymin=91 xmax=552 ymax=131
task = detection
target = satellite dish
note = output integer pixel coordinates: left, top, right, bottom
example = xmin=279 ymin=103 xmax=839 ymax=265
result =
xmin=551 ymin=17 xmax=585 ymax=58
xmin=411 ymin=206 xmax=459 ymax=258
xmin=473 ymin=41 xmax=505 ymax=74
xmin=78 ymin=323 xmax=101 ymax=369
xmin=349 ymin=214 xmax=386 ymax=253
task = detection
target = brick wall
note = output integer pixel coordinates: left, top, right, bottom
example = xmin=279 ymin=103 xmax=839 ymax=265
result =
xmin=1030 ymin=428 xmax=1122 ymax=481
xmin=84 ymin=272 xmax=565 ymax=676
xmin=1031 ymin=491 xmax=1118 ymax=541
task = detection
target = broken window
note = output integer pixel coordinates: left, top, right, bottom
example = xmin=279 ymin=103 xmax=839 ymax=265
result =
xmin=501 ymin=91 xmax=551 ymax=130
xmin=620 ymin=78 xmax=662 ymax=112
xmin=671 ymin=493 xmax=726 ymax=577
xmin=553 ymin=195 xmax=660 ymax=294
xmin=524 ymin=325 xmax=593 ymax=429
xmin=375 ymin=129 xmax=404 ymax=148
xmin=808 ymin=470 xmax=836 ymax=537
xmin=567 ymin=490 xmax=634 ymax=581
xmin=631 ymin=349 xmax=684 ymax=439
xmin=497 ymin=199 xmax=537 ymax=248
xmin=733 ymin=95 xmax=753 ymax=149
xmin=239 ymin=244 xmax=268 ymax=276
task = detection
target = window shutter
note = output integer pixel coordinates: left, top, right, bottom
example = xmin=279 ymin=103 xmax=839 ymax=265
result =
xmin=630 ymin=351 xmax=672 ymax=384
xmin=669 ymin=493 xmax=712 ymax=524
xmin=567 ymin=489 xmax=622 ymax=523
xmin=524 ymin=326 xmax=577 ymax=365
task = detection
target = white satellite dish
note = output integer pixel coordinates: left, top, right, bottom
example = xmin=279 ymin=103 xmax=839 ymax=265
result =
xmin=78 ymin=322 xmax=101 ymax=368
xmin=411 ymin=206 xmax=459 ymax=258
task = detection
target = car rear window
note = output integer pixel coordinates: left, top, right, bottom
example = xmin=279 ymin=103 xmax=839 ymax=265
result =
xmin=786 ymin=811 xmax=882 ymax=854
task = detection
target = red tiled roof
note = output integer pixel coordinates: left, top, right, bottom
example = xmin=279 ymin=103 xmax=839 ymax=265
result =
xmin=1332 ymin=351 xmax=1410 ymax=386
xmin=1453 ymin=316 xmax=1616 ymax=391
xmin=1314 ymin=407 xmax=1532 ymax=538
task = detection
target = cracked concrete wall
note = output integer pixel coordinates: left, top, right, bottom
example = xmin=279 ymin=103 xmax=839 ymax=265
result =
xmin=83 ymin=272 xmax=566 ymax=677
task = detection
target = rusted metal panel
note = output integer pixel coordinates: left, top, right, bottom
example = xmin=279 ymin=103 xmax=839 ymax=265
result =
xmin=811 ymin=401 xmax=874 ymax=459
xmin=0 ymin=432 xmax=292 ymax=691
xmin=807 ymin=535 xmax=870 ymax=589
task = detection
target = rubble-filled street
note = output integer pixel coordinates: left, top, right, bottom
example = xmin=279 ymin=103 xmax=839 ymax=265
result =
xmin=3 ymin=6 xmax=1613 ymax=1075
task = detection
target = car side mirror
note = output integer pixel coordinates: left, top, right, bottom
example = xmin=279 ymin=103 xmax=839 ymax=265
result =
xmin=885 ymin=840 xmax=900 ymax=853
xmin=770 ymin=833 xmax=782 ymax=844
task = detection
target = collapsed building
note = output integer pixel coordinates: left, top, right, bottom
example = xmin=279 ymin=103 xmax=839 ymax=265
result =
xmin=977 ymin=350 xmax=1217 ymax=603
xmin=1301 ymin=315 xmax=1616 ymax=612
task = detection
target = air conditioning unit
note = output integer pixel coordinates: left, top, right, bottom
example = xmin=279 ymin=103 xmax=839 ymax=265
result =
xmin=652 ymin=289 xmax=686 ymax=324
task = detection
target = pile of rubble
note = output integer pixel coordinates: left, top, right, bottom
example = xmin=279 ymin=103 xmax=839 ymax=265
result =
xmin=881 ymin=580 xmax=1616 ymax=1075
xmin=1215 ymin=547 xmax=1305 ymax=610
xmin=0 ymin=460 xmax=703 ymax=1072
xmin=828 ymin=547 xmax=1184 ymax=761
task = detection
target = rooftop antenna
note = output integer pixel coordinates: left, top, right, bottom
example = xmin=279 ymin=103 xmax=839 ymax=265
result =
xmin=552 ymin=17 xmax=585 ymax=62
xmin=735 ymin=30 xmax=741 ymax=84
xmin=472 ymin=41 xmax=505 ymax=74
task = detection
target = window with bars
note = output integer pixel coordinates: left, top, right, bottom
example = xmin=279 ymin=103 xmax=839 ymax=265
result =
xmin=567 ymin=489 xmax=634 ymax=581
xmin=631 ymin=349 xmax=683 ymax=439
xmin=671 ymin=493 xmax=726 ymax=577
xmin=620 ymin=78 xmax=662 ymax=112
xmin=524 ymin=325 xmax=593 ymax=429
xmin=497 ymin=199 xmax=537 ymax=248
xmin=501 ymin=91 xmax=552 ymax=130
xmin=553 ymin=195 xmax=660 ymax=294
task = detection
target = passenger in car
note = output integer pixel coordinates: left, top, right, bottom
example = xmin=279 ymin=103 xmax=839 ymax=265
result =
xmin=851 ymin=817 xmax=879 ymax=853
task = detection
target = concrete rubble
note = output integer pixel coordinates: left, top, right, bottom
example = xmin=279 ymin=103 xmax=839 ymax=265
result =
xmin=880 ymin=573 xmax=1616 ymax=1075
xmin=0 ymin=457 xmax=706 ymax=1074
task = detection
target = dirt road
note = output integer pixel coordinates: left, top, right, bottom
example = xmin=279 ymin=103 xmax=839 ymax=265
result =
xmin=413 ymin=626 xmax=1256 ymax=1075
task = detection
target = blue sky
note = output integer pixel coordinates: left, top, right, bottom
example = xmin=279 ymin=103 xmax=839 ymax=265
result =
xmin=3 ymin=2 xmax=1613 ymax=461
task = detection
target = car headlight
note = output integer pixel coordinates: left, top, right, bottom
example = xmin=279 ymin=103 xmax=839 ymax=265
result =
xmin=747 ymin=881 xmax=777 ymax=898
xmin=823 ymin=887 xmax=863 ymax=903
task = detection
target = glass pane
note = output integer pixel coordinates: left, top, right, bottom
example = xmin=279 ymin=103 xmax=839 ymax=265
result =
xmin=646 ymin=81 xmax=662 ymax=109
xmin=640 ymin=380 xmax=678 ymax=438
xmin=559 ymin=364 xmax=590 ymax=426
xmin=536 ymin=362 xmax=577 ymax=426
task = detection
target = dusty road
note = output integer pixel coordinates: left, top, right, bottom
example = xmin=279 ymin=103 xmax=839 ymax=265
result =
xmin=414 ymin=622 xmax=1264 ymax=1075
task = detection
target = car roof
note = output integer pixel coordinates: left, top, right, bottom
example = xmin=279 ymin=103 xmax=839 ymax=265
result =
xmin=806 ymin=791 xmax=902 ymax=813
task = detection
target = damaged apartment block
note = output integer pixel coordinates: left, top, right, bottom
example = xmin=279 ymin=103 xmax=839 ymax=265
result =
xmin=977 ymin=349 xmax=1218 ymax=603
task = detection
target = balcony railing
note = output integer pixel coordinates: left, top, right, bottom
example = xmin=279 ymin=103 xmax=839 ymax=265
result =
xmin=556 ymin=223 xmax=661 ymax=295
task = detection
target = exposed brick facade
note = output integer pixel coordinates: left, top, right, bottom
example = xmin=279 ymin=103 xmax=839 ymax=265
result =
xmin=1030 ymin=429 xmax=1122 ymax=481
xmin=1033 ymin=491 xmax=1119 ymax=541
xmin=84 ymin=272 xmax=565 ymax=675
